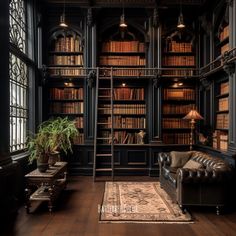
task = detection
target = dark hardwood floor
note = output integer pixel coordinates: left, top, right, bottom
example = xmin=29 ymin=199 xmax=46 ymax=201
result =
xmin=2 ymin=176 xmax=236 ymax=236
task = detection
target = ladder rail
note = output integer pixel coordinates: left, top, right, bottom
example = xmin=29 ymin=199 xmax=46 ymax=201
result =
xmin=93 ymin=67 xmax=99 ymax=181
xmin=111 ymin=67 xmax=114 ymax=181
xmin=93 ymin=67 xmax=114 ymax=181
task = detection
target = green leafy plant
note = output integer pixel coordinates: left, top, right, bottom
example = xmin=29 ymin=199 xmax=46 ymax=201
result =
xmin=27 ymin=117 xmax=79 ymax=163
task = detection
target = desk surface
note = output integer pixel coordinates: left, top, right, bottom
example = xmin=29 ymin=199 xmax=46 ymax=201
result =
xmin=25 ymin=162 xmax=67 ymax=178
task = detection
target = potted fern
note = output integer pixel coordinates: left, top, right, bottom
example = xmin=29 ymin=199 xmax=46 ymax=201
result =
xmin=28 ymin=117 xmax=79 ymax=172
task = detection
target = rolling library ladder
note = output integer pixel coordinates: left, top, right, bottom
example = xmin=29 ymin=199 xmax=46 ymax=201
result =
xmin=93 ymin=68 xmax=114 ymax=181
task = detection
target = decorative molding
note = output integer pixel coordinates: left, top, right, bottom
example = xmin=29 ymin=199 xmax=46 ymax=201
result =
xmin=223 ymin=63 xmax=235 ymax=76
xmin=199 ymin=14 xmax=212 ymax=36
xmin=200 ymin=77 xmax=211 ymax=89
xmin=153 ymin=69 xmax=161 ymax=88
xmin=87 ymin=70 xmax=96 ymax=88
xmin=152 ymin=8 xmax=159 ymax=28
xmin=87 ymin=8 xmax=93 ymax=27
xmin=226 ymin=0 xmax=233 ymax=7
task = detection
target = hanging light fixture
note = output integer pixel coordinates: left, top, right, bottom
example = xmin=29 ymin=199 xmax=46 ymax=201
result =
xmin=177 ymin=2 xmax=185 ymax=29
xmin=119 ymin=3 xmax=127 ymax=28
xmin=59 ymin=0 xmax=68 ymax=27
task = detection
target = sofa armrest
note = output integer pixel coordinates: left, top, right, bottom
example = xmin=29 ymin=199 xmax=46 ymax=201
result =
xmin=177 ymin=168 xmax=232 ymax=184
xmin=158 ymin=152 xmax=171 ymax=167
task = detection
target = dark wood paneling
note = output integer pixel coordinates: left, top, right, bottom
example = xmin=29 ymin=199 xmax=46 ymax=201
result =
xmin=127 ymin=150 xmax=148 ymax=166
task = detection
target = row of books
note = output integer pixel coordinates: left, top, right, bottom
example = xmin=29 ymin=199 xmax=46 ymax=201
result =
xmin=102 ymin=41 xmax=145 ymax=53
xmin=49 ymin=69 xmax=85 ymax=76
xmin=162 ymin=118 xmax=191 ymax=129
xmin=73 ymin=133 xmax=85 ymax=144
xmin=163 ymin=88 xmax=195 ymax=100
xmin=99 ymin=88 xmax=145 ymax=100
xmin=212 ymin=130 xmax=228 ymax=151
xmin=99 ymin=56 xmax=146 ymax=66
xmin=113 ymin=88 xmax=144 ymax=100
xmin=162 ymin=104 xmax=195 ymax=114
xmin=50 ymin=102 xmax=84 ymax=114
xmin=50 ymin=88 xmax=83 ymax=100
xmin=164 ymin=41 xmax=193 ymax=53
xmin=98 ymin=104 xmax=146 ymax=115
xmin=98 ymin=131 xmax=143 ymax=144
xmin=50 ymin=55 xmax=84 ymax=65
xmin=220 ymin=81 xmax=229 ymax=95
xmin=218 ymin=97 xmax=229 ymax=111
xmin=162 ymin=56 xmax=195 ymax=66
xmin=163 ymin=133 xmax=190 ymax=144
xmin=216 ymin=113 xmax=229 ymax=129
xmin=221 ymin=43 xmax=230 ymax=55
xmin=53 ymin=36 xmax=82 ymax=52
xmin=162 ymin=69 xmax=194 ymax=76
xmin=99 ymin=116 xmax=146 ymax=129
xmin=219 ymin=25 xmax=229 ymax=41
xmin=74 ymin=117 xmax=84 ymax=128
xmin=100 ymin=69 xmax=146 ymax=77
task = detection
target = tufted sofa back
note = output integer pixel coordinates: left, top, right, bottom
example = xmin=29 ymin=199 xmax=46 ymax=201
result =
xmin=190 ymin=151 xmax=231 ymax=171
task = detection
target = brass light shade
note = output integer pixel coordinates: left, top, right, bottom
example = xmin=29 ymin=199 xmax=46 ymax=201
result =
xmin=183 ymin=109 xmax=204 ymax=151
xmin=59 ymin=13 xmax=68 ymax=28
xmin=120 ymin=13 xmax=127 ymax=28
xmin=59 ymin=0 xmax=68 ymax=28
xmin=177 ymin=12 xmax=185 ymax=28
xmin=183 ymin=110 xmax=204 ymax=120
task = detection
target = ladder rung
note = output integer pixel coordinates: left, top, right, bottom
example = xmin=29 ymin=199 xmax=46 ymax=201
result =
xmin=96 ymin=154 xmax=112 ymax=157
xmin=96 ymin=168 xmax=112 ymax=172
xmin=99 ymin=88 xmax=110 ymax=90
xmin=97 ymin=122 xmax=111 ymax=125
xmin=98 ymin=95 xmax=111 ymax=98
xmin=98 ymin=108 xmax=111 ymax=110
xmin=97 ymin=137 xmax=111 ymax=140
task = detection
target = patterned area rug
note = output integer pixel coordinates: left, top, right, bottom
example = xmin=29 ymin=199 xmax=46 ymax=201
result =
xmin=99 ymin=182 xmax=193 ymax=223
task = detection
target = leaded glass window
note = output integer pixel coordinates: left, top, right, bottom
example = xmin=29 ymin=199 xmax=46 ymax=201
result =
xmin=9 ymin=0 xmax=29 ymax=153
xmin=9 ymin=0 xmax=26 ymax=53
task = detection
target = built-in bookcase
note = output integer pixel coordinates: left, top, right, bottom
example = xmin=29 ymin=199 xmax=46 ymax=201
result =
xmin=47 ymin=29 xmax=85 ymax=144
xmin=49 ymin=30 xmax=84 ymax=76
xmin=162 ymin=86 xmax=195 ymax=144
xmin=162 ymin=40 xmax=195 ymax=77
xmin=213 ymin=80 xmax=229 ymax=151
xmin=97 ymin=85 xmax=147 ymax=144
xmin=215 ymin=24 xmax=229 ymax=58
xmin=99 ymin=40 xmax=146 ymax=76
xmin=161 ymin=32 xmax=196 ymax=144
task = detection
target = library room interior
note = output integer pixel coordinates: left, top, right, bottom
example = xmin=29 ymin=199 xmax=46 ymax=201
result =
xmin=1 ymin=0 xmax=236 ymax=235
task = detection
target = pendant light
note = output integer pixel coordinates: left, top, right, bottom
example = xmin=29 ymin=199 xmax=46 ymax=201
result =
xmin=177 ymin=2 xmax=185 ymax=29
xmin=119 ymin=3 xmax=127 ymax=28
xmin=59 ymin=0 xmax=68 ymax=27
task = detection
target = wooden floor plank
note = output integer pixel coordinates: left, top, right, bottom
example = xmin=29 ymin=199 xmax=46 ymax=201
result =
xmin=2 ymin=176 xmax=236 ymax=236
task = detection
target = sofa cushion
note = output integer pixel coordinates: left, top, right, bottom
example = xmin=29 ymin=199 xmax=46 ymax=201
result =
xmin=183 ymin=159 xmax=203 ymax=169
xmin=170 ymin=151 xmax=192 ymax=168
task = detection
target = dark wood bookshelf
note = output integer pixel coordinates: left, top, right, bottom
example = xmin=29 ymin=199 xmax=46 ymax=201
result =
xmin=47 ymin=28 xmax=85 ymax=144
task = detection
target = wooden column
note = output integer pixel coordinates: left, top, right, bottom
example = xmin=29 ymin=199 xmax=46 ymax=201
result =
xmin=84 ymin=8 xmax=96 ymax=144
xmin=0 ymin=0 xmax=21 ymax=220
xmin=0 ymin=0 xmax=10 ymax=165
xmin=227 ymin=0 xmax=236 ymax=157
xmin=148 ymin=20 xmax=162 ymax=142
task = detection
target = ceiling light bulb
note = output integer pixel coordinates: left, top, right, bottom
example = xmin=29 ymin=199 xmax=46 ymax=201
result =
xmin=177 ymin=12 xmax=185 ymax=28
xmin=120 ymin=14 xmax=127 ymax=28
